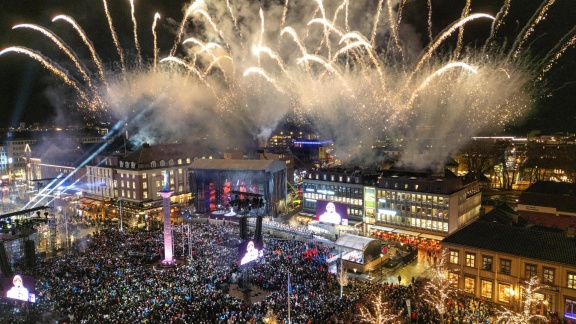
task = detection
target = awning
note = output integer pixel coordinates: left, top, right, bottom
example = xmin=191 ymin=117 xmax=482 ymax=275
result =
xmin=369 ymin=225 xmax=396 ymax=232
xmin=392 ymin=229 xmax=421 ymax=237
xmin=78 ymin=197 xmax=102 ymax=205
xmin=419 ymin=233 xmax=445 ymax=241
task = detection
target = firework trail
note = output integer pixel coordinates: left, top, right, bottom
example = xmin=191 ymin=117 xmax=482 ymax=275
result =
xmin=1 ymin=0 xmax=574 ymax=168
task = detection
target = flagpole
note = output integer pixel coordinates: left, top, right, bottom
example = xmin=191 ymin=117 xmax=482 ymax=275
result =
xmin=287 ymin=272 xmax=291 ymax=324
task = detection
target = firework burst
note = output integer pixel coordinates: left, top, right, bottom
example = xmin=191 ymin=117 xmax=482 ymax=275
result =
xmin=1 ymin=0 xmax=574 ymax=166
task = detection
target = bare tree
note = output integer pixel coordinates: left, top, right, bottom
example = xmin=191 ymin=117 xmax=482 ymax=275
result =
xmin=358 ymin=291 xmax=402 ymax=324
xmin=495 ymin=276 xmax=549 ymax=323
xmin=420 ymin=249 xmax=460 ymax=323
xmin=263 ymin=308 xmax=279 ymax=324
xmin=337 ymin=265 xmax=350 ymax=297
xmin=458 ymin=139 xmax=501 ymax=178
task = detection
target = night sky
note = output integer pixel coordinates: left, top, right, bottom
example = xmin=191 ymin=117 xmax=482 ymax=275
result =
xmin=0 ymin=0 xmax=574 ymax=134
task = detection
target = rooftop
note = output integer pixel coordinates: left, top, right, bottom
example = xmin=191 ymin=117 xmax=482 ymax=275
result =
xmin=442 ymin=220 xmax=576 ymax=266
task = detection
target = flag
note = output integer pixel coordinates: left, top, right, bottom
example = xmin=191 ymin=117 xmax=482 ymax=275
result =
xmin=287 ymin=272 xmax=292 ymax=294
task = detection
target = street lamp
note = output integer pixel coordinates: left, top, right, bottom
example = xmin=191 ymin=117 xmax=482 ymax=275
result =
xmin=353 ymin=268 xmax=357 ymax=289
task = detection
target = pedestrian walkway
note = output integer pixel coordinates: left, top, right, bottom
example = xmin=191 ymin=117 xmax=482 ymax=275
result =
xmin=373 ymin=249 xmax=435 ymax=285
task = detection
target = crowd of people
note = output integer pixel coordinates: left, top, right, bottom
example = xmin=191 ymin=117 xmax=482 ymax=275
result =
xmin=0 ymin=219 xmax=572 ymax=323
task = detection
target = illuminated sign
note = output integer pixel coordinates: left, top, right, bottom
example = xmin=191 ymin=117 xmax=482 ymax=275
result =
xmin=378 ymin=209 xmax=397 ymax=216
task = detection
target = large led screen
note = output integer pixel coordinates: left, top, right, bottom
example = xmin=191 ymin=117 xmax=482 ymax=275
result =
xmin=315 ymin=200 xmax=348 ymax=225
xmin=4 ymin=274 xmax=36 ymax=303
xmin=237 ymin=240 xmax=264 ymax=265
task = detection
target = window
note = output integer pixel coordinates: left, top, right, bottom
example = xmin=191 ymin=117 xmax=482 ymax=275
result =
xmin=568 ymin=272 xmax=576 ymax=289
xmin=481 ymin=280 xmax=493 ymax=299
xmin=543 ymin=267 xmax=555 ymax=285
xmin=500 ymin=259 xmax=511 ymax=275
xmin=143 ymin=173 xmax=147 ymax=179
xmin=448 ymin=272 xmax=459 ymax=289
xmin=143 ymin=182 xmax=147 ymax=189
xmin=498 ymin=283 xmax=512 ymax=303
xmin=178 ymin=158 xmax=182 ymax=165
xmin=143 ymin=192 xmax=148 ymax=199
xmin=482 ymin=256 xmax=493 ymax=271
xmin=525 ymin=263 xmax=537 ymax=279
xmin=464 ymin=277 xmax=475 ymax=294
xmin=566 ymin=298 xmax=576 ymax=320
xmin=466 ymin=253 xmax=476 ymax=268
xmin=131 ymin=162 xmax=136 ymax=168
xmin=449 ymin=250 xmax=459 ymax=264
xmin=186 ymin=158 xmax=191 ymax=163
xmin=160 ymin=160 xmax=165 ymax=167
xmin=151 ymin=161 xmax=156 ymax=168
xmin=169 ymin=159 xmax=174 ymax=166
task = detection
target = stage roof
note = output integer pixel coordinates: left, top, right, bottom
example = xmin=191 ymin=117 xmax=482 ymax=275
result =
xmin=190 ymin=159 xmax=286 ymax=173
xmin=335 ymin=234 xmax=378 ymax=252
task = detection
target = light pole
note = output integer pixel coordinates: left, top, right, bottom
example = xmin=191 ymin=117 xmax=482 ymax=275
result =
xmin=98 ymin=183 xmax=106 ymax=234
xmin=380 ymin=253 xmax=384 ymax=282
xmin=353 ymin=268 xmax=357 ymax=289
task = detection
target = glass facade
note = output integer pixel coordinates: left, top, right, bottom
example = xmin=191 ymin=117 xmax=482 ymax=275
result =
xmin=375 ymin=189 xmax=449 ymax=233
xmin=303 ymin=182 xmax=363 ymax=218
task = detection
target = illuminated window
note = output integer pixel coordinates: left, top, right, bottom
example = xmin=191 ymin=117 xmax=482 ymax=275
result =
xmin=566 ymin=298 xmax=576 ymax=320
xmin=498 ymin=283 xmax=512 ymax=303
xmin=449 ymin=250 xmax=459 ymax=264
xmin=466 ymin=253 xmax=476 ymax=268
xmin=568 ymin=272 xmax=576 ymax=289
xmin=481 ymin=280 xmax=493 ymax=299
xmin=525 ymin=263 xmax=537 ymax=279
xmin=500 ymin=259 xmax=511 ymax=275
xmin=543 ymin=267 xmax=555 ymax=284
xmin=448 ymin=272 xmax=459 ymax=289
xmin=143 ymin=173 xmax=147 ymax=179
xmin=482 ymin=256 xmax=493 ymax=271
xmin=143 ymin=182 xmax=147 ymax=189
xmin=464 ymin=277 xmax=475 ymax=294
xmin=143 ymin=191 xmax=148 ymax=199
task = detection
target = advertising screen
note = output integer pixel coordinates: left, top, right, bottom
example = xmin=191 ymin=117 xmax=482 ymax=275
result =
xmin=3 ymin=274 xmax=36 ymax=303
xmin=237 ymin=240 xmax=263 ymax=265
xmin=315 ymin=200 xmax=349 ymax=225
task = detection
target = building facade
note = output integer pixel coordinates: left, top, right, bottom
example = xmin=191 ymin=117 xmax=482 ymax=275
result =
xmin=442 ymin=220 xmax=576 ymax=321
xmin=517 ymin=181 xmax=576 ymax=230
xmin=368 ymin=169 xmax=481 ymax=236
xmin=302 ymin=167 xmax=380 ymax=224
